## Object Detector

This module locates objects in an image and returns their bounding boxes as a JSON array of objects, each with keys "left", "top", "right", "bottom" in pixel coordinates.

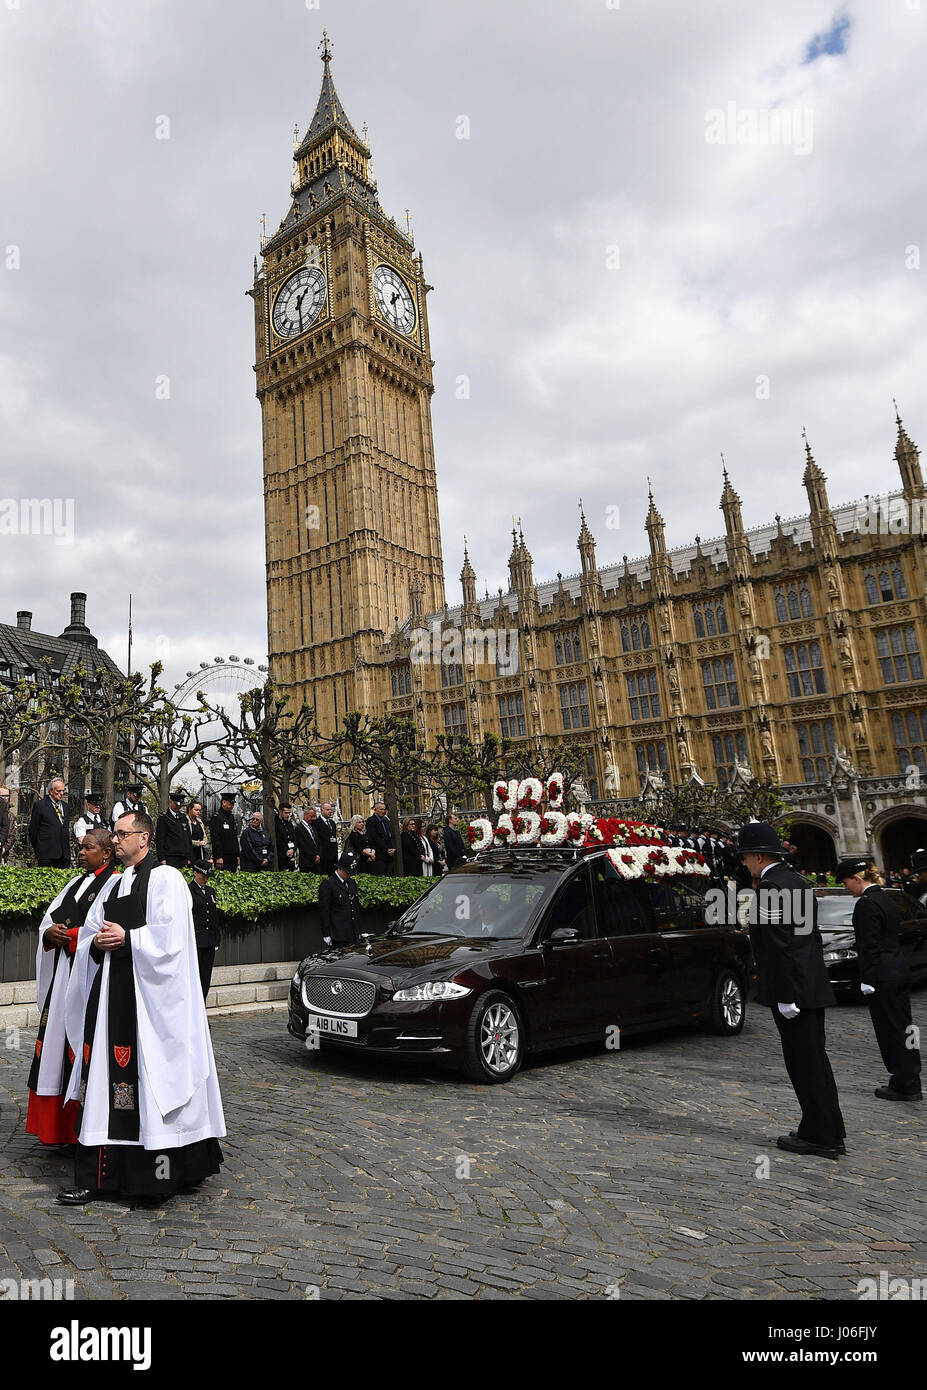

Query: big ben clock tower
[{"left": 252, "top": 32, "right": 445, "bottom": 731}]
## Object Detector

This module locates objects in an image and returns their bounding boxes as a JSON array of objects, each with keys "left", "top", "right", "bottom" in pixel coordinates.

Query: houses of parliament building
[{"left": 253, "top": 37, "right": 927, "bottom": 869}]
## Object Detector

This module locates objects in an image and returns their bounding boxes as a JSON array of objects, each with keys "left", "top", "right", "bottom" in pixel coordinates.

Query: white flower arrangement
[
  {"left": 493, "top": 779, "right": 518, "bottom": 812},
  {"left": 607, "top": 847, "right": 645, "bottom": 879},
  {"left": 514, "top": 811, "right": 541, "bottom": 844},
  {"left": 546, "top": 772, "right": 564, "bottom": 810},
  {"left": 494, "top": 813, "right": 515, "bottom": 845},
  {"left": 467, "top": 818, "right": 494, "bottom": 852},
  {"left": 539, "top": 811, "right": 568, "bottom": 846},
  {"left": 516, "top": 776, "right": 544, "bottom": 810}
]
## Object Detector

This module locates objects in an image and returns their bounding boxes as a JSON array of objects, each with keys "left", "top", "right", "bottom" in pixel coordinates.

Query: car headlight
[
  {"left": 392, "top": 981, "right": 472, "bottom": 1002},
  {"left": 823, "top": 948, "right": 857, "bottom": 962},
  {"left": 292, "top": 969, "right": 301, "bottom": 987}
]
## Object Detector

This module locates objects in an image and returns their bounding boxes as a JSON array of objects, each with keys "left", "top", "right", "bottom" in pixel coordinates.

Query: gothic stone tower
[{"left": 251, "top": 34, "right": 445, "bottom": 731}]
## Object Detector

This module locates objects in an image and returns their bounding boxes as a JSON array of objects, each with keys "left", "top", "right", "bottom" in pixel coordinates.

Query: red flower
[
  {"left": 643, "top": 864, "right": 656, "bottom": 875},
  {"left": 621, "top": 854, "right": 634, "bottom": 865}
]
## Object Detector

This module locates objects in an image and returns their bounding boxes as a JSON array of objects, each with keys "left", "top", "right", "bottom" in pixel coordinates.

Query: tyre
[
  {"left": 462, "top": 990, "right": 524, "bottom": 1083},
  {"left": 706, "top": 969, "right": 745, "bottom": 1035}
]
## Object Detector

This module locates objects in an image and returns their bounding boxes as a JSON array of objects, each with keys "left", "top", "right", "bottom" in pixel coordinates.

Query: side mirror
[{"left": 549, "top": 926, "right": 580, "bottom": 943}]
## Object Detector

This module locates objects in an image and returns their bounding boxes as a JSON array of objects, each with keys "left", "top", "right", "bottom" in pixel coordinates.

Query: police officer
[
  {"left": 110, "top": 783, "right": 145, "bottom": 828},
  {"left": 155, "top": 789, "right": 194, "bottom": 868},
  {"left": 189, "top": 859, "right": 221, "bottom": 999},
  {"left": 836, "top": 856, "right": 922, "bottom": 1102},
  {"left": 317, "top": 851, "right": 361, "bottom": 948},
  {"left": 905, "top": 848, "right": 927, "bottom": 908},
  {"left": 738, "top": 822, "right": 846, "bottom": 1159},
  {"left": 73, "top": 791, "right": 105, "bottom": 843},
  {"left": 209, "top": 792, "right": 240, "bottom": 873}
]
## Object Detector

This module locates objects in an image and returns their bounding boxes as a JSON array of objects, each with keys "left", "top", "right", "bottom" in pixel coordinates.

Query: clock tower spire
[{"left": 252, "top": 37, "right": 445, "bottom": 735}]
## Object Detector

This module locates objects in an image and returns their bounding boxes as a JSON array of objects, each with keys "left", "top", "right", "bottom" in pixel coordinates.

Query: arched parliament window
[
  {"left": 797, "top": 721, "right": 836, "bottom": 782},
  {"left": 620, "top": 616, "right": 652, "bottom": 652},
  {"left": 701, "top": 657, "right": 740, "bottom": 710},
  {"left": 635, "top": 741, "right": 668, "bottom": 776},
  {"left": 892, "top": 710, "right": 927, "bottom": 774},
  {"left": 864, "top": 564, "right": 909, "bottom": 604},
  {"left": 625, "top": 670, "right": 661, "bottom": 720},
  {"left": 784, "top": 642, "right": 827, "bottom": 697},
  {"left": 390, "top": 665, "right": 412, "bottom": 698},
  {"left": 693, "top": 601, "right": 728, "bottom": 638},
  {"left": 712, "top": 731, "right": 748, "bottom": 786},
  {"left": 774, "top": 582, "right": 813, "bottom": 622},
  {"left": 876, "top": 626, "right": 923, "bottom": 684},
  {"left": 498, "top": 692, "right": 526, "bottom": 738},
  {"left": 559, "top": 682, "right": 591, "bottom": 731},
  {"left": 554, "top": 629, "right": 583, "bottom": 665},
  {"left": 443, "top": 703, "right": 467, "bottom": 743}
]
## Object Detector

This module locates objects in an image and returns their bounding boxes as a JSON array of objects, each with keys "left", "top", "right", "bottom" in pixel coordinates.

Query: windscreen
[{"left": 391, "top": 874, "right": 551, "bottom": 938}]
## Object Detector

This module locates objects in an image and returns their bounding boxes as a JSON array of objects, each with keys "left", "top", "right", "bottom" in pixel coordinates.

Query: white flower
[
  {"left": 514, "top": 811, "right": 541, "bottom": 844},
  {"left": 540, "top": 811, "right": 568, "bottom": 846},
  {"left": 468, "top": 818, "right": 494, "bottom": 852}
]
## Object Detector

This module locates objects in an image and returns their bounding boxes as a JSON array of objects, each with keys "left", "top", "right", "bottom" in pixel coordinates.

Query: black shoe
[
  {"left": 874, "top": 1086, "right": 922, "bottom": 1102},
  {"left": 776, "top": 1134, "right": 839, "bottom": 1160},
  {"left": 789, "top": 1130, "right": 846, "bottom": 1155},
  {"left": 56, "top": 1188, "right": 98, "bottom": 1205}
]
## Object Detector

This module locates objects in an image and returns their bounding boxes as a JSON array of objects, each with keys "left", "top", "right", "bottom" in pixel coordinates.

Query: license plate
[{"left": 306, "top": 1014, "right": 358, "bottom": 1038}]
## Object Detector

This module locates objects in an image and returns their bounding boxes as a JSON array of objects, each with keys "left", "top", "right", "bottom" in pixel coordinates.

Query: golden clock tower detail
[{"left": 252, "top": 33, "right": 445, "bottom": 731}]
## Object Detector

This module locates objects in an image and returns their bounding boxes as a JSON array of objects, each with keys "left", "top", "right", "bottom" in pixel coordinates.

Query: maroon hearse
[{"left": 288, "top": 847, "right": 752, "bottom": 1082}]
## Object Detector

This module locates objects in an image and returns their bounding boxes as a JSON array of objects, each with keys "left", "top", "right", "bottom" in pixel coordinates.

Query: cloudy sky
[{"left": 1, "top": 0, "right": 924, "bottom": 693}]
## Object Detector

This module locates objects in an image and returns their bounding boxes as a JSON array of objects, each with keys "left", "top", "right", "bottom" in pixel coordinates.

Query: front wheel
[
  {"left": 706, "top": 969, "right": 745, "bottom": 1035},
  {"left": 462, "top": 990, "right": 524, "bottom": 1083}
]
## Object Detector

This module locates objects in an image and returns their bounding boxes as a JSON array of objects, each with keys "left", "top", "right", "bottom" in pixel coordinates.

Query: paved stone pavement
[{"left": 1, "top": 993, "right": 925, "bottom": 1300}]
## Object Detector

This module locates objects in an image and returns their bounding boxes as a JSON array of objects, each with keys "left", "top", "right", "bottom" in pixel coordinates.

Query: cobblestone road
[{"left": 1, "top": 993, "right": 925, "bottom": 1300}]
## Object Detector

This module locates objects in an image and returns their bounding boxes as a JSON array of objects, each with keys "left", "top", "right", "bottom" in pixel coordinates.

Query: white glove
[
  {"left": 860, "top": 983, "right": 875, "bottom": 996},
  {"left": 778, "top": 1002, "right": 801, "bottom": 1019},
  {"left": 322, "top": 936, "right": 333, "bottom": 946}
]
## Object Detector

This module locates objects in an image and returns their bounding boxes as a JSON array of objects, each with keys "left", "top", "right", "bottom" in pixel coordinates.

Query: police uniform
[
  {"left": 739, "top": 822, "right": 845, "bottom": 1158},
  {"left": 189, "top": 861, "right": 221, "bottom": 999},
  {"left": 155, "top": 795, "right": 194, "bottom": 869},
  {"left": 209, "top": 797, "right": 240, "bottom": 873},
  {"left": 317, "top": 853, "right": 361, "bottom": 946},
  {"left": 837, "top": 856, "right": 922, "bottom": 1102}
]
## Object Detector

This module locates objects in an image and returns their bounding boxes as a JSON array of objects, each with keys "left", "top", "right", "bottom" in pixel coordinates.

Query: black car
[
  {"left": 817, "top": 887, "right": 927, "bottom": 996},
  {"left": 288, "top": 848, "right": 754, "bottom": 1082}
]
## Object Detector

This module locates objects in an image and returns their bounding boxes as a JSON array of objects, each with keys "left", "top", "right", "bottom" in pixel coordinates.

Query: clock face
[
  {"left": 373, "top": 264, "right": 416, "bottom": 335},
  {"left": 271, "top": 267, "right": 327, "bottom": 340}
]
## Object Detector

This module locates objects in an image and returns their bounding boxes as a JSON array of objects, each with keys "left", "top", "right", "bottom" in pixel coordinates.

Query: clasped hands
[{"left": 94, "top": 919, "right": 126, "bottom": 951}]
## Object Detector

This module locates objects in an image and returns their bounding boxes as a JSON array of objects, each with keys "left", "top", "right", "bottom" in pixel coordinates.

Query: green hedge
[{"left": 0, "top": 867, "right": 431, "bottom": 925}]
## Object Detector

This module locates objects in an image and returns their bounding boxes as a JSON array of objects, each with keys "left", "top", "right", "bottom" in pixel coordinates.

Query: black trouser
[
  {"left": 198, "top": 948, "right": 216, "bottom": 1001},
  {"left": 165, "top": 856, "right": 189, "bottom": 870},
  {"left": 772, "top": 1006, "right": 846, "bottom": 1147},
  {"left": 868, "top": 984, "right": 922, "bottom": 1093}
]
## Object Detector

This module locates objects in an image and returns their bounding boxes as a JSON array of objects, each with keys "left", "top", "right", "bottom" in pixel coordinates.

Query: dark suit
[
  {"left": 318, "top": 871, "right": 361, "bottom": 946},
  {"left": 316, "top": 816, "right": 339, "bottom": 875},
  {"left": 365, "top": 814, "right": 395, "bottom": 875},
  {"left": 275, "top": 814, "right": 297, "bottom": 871},
  {"left": 155, "top": 808, "right": 193, "bottom": 868},
  {"left": 209, "top": 810, "right": 239, "bottom": 872},
  {"left": 443, "top": 825, "right": 468, "bottom": 870},
  {"left": 240, "top": 826, "right": 275, "bottom": 872},
  {"left": 754, "top": 861, "right": 845, "bottom": 1148},
  {"left": 294, "top": 819, "right": 322, "bottom": 873},
  {"left": 190, "top": 879, "right": 220, "bottom": 998},
  {"left": 401, "top": 829, "right": 424, "bottom": 877},
  {"left": 854, "top": 885, "right": 921, "bottom": 1095},
  {"left": 29, "top": 796, "right": 71, "bottom": 867}
]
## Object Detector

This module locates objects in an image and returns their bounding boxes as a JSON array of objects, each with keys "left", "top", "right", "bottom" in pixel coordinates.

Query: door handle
[{"left": 592, "top": 950, "right": 609, "bottom": 960}]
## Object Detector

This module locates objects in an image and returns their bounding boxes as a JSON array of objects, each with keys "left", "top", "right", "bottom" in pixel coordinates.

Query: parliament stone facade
[{"left": 255, "top": 40, "right": 927, "bottom": 869}]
